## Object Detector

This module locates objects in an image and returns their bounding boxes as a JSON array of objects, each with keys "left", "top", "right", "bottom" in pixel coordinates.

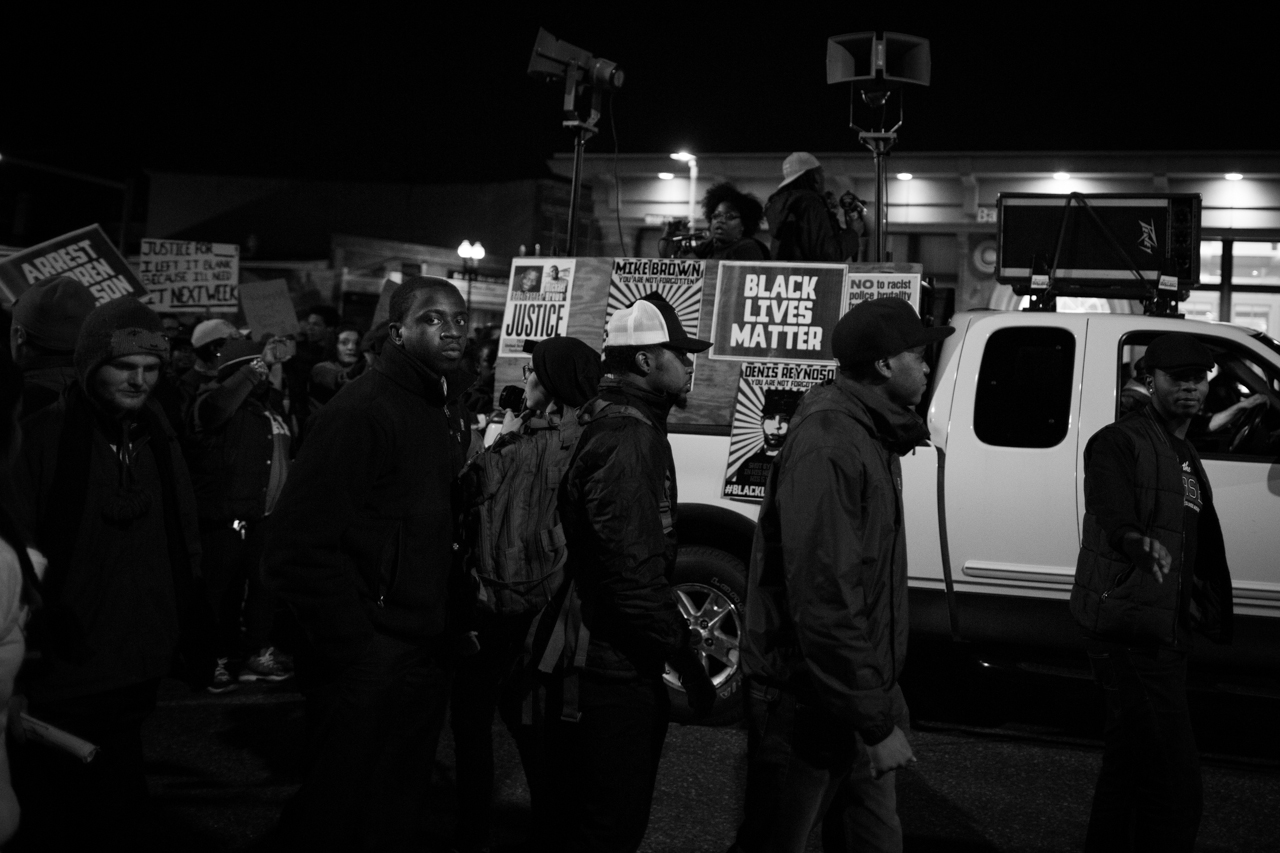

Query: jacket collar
[
  {"left": 596, "top": 375, "right": 674, "bottom": 433},
  {"left": 375, "top": 343, "right": 474, "bottom": 406},
  {"left": 796, "top": 372, "right": 928, "bottom": 456}
]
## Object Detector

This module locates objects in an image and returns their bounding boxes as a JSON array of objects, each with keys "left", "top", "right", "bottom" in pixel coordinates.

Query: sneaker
[
  {"left": 207, "top": 657, "right": 240, "bottom": 694},
  {"left": 239, "top": 647, "right": 293, "bottom": 682}
]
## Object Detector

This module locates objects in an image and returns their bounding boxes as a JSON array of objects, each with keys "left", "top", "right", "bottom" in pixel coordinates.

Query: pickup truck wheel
[{"left": 664, "top": 545, "right": 747, "bottom": 726}]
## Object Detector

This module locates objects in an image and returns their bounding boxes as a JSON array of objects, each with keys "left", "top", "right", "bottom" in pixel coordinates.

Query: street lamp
[
  {"left": 457, "top": 240, "right": 485, "bottom": 314},
  {"left": 671, "top": 152, "right": 698, "bottom": 227}
]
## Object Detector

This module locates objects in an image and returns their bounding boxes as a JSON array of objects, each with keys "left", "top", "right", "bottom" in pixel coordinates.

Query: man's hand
[
  {"left": 499, "top": 410, "right": 524, "bottom": 436},
  {"left": 866, "top": 725, "right": 915, "bottom": 779},
  {"left": 669, "top": 648, "right": 716, "bottom": 720},
  {"left": 1121, "top": 532, "right": 1172, "bottom": 583}
]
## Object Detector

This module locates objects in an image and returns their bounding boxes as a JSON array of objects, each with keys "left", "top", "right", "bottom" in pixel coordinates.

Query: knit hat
[
  {"left": 74, "top": 297, "right": 169, "bottom": 384},
  {"left": 528, "top": 336, "right": 603, "bottom": 408},
  {"left": 778, "top": 152, "right": 822, "bottom": 189},
  {"left": 11, "top": 275, "right": 97, "bottom": 352},
  {"left": 832, "top": 297, "right": 954, "bottom": 367}
]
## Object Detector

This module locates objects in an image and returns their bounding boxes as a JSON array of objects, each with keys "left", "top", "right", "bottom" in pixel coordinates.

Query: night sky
[{"left": 4, "top": 8, "right": 1274, "bottom": 184}]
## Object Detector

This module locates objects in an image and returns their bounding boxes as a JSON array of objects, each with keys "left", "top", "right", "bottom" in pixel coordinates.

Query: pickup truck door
[{"left": 941, "top": 313, "right": 1089, "bottom": 599}]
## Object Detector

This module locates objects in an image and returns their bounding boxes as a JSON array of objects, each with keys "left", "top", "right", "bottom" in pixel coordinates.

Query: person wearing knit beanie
[
  {"left": 10, "top": 275, "right": 97, "bottom": 359},
  {"left": 73, "top": 297, "right": 170, "bottom": 415},
  {"left": 527, "top": 336, "right": 603, "bottom": 410},
  {"left": 10, "top": 276, "right": 100, "bottom": 416}
]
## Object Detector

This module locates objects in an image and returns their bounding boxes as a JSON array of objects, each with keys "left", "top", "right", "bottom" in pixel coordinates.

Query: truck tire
[{"left": 664, "top": 545, "right": 748, "bottom": 726}]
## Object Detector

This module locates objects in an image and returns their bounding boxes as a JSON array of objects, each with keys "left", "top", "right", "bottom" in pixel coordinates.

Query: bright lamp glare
[
  {"left": 457, "top": 240, "right": 473, "bottom": 258},
  {"left": 1225, "top": 172, "right": 1244, "bottom": 181},
  {"left": 1053, "top": 172, "right": 1070, "bottom": 181},
  {"left": 471, "top": 242, "right": 485, "bottom": 260},
  {"left": 670, "top": 151, "right": 694, "bottom": 162},
  {"left": 658, "top": 172, "right": 675, "bottom": 180},
  {"left": 896, "top": 172, "right": 913, "bottom": 181}
]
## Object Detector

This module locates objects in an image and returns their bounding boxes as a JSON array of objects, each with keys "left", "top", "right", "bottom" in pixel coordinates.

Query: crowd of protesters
[{"left": 0, "top": 150, "right": 1236, "bottom": 853}]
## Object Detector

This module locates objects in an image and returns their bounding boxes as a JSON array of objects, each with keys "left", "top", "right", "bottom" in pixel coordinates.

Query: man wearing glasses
[{"left": 545, "top": 293, "right": 717, "bottom": 852}]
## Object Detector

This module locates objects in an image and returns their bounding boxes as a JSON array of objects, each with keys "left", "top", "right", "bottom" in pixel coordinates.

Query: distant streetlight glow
[
  {"left": 670, "top": 152, "right": 698, "bottom": 224},
  {"left": 896, "top": 172, "right": 913, "bottom": 181},
  {"left": 658, "top": 172, "right": 675, "bottom": 180},
  {"left": 1053, "top": 172, "right": 1071, "bottom": 181},
  {"left": 1225, "top": 172, "right": 1244, "bottom": 181}
]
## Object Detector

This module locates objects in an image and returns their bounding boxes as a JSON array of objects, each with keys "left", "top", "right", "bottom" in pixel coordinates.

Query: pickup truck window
[
  {"left": 974, "top": 327, "right": 1076, "bottom": 448},
  {"left": 1118, "top": 331, "right": 1280, "bottom": 460}
]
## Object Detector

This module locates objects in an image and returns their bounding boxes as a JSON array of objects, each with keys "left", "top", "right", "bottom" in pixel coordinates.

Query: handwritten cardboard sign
[
  {"left": 137, "top": 239, "right": 240, "bottom": 312},
  {"left": 238, "top": 279, "right": 299, "bottom": 339}
]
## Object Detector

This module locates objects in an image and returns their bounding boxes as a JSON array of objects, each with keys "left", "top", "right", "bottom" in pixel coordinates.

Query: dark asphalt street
[{"left": 132, "top": 654, "right": 1280, "bottom": 852}]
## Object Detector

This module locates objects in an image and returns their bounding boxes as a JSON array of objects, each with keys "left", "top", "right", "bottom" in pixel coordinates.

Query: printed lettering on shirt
[{"left": 1181, "top": 469, "right": 1202, "bottom": 514}]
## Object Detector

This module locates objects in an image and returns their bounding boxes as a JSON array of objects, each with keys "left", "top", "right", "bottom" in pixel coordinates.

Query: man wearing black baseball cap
[
  {"left": 1071, "top": 332, "right": 1234, "bottom": 851},
  {"left": 737, "top": 296, "right": 951, "bottom": 852},
  {"left": 545, "top": 293, "right": 715, "bottom": 852}
]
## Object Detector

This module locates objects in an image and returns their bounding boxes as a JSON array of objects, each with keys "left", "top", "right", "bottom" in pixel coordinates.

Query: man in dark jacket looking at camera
[
  {"left": 740, "top": 296, "right": 952, "bottom": 853},
  {"left": 264, "top": 276, "right": 475, "bottom": 851},
  {"left": 548, "top": 293, "right": 716, "bottom": 853},
  {"left": 1070, "top": 332, "right": 1233, "bottom": 853}
]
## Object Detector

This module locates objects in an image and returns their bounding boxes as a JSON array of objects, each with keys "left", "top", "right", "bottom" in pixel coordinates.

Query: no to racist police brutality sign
[
  {"left": 0, "top": 225, "right": 146, "bottom": 306},
  {"left": 709, "top": 261, "right": 848, "bottom": 364}
]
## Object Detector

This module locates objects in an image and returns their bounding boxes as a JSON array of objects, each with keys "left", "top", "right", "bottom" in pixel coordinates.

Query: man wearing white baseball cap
[
  {"left": 544, "top": 293, "right": 716, "bottom": 852},
  {"left": 763, "top": 152, "right": 844, "bottom": 262}
]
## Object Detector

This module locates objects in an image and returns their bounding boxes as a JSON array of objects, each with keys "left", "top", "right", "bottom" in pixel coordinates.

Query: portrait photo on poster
[
  {"left": 499, "top": 259, "right": 575, "bottom": 357},
  {"left": 722, "top": 361, "right": 835, "bottom": 503}
]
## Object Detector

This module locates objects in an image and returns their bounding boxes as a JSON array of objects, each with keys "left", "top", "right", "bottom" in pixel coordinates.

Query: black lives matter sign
[
  {"left": 0, "top": 225, "right": 146, "bottom": 306},
  {"left": 708, "top": 261, "right": 848, "bottom": 364}
]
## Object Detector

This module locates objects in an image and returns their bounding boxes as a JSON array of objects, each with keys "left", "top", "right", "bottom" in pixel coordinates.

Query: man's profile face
[
  {"left": 92, "top": 354, "right": 162, "bottom": 414},
  {"left": 1150, "top": 367, "right": 1208, "bottom": 420},
  {"left": 394, "top": 287, "right": 468, "bottom": 376},
  {"left": 548, "top": 266, "right": 559, "bottom": 279},
  {"left": 882, "top": 346, "right": 930, "bottom": 409},
  {"left": 761, "top": 414, "right": 790, "bottom": 449}
]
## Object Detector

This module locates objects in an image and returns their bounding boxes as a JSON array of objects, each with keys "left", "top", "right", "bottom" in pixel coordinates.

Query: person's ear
[
  {"left": 388, "top": 322, "right": 404, "bottom": 346},
  {"left": 634, "top": 349, "right": 653, "bottom": 376},
  {"left": 874, "top": 357, "right": 893, "bottom": 380}
]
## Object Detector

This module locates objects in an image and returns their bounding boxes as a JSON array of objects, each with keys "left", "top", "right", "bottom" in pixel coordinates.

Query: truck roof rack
[{"left": 995, "top": 192, "right": 1201, "bottom": 317}]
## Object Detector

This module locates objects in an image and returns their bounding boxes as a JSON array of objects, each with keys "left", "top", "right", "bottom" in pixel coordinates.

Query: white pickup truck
[
  {"left": 492, "top": 259, "right": 1280, "bottom": 724},
  {"left": 662, "top": 309, "right": 1280, "bottom": 722}
]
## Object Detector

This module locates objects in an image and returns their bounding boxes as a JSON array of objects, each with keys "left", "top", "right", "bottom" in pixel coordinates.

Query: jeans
[
  {"left": 544, "top": 672, "right": 670, "bottom": 853},
  {"left": 1084, "top": 642, "right": 1201, "bottom": 853},
  {"left": 277, "top": 632, "right": 453, "bottom": 852},
  {"left": 450, "top": 611, "right": 545, "bottom": 852},
  {"left": 733, "top": 680, "right": 904, "bottom": 853}
]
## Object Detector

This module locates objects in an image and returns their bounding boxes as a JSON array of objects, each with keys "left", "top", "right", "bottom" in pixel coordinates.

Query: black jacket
[
  {"left": 742, "top": 375, "right": 925, "bottom": 744},
  {"left": 1071, "top": 406, "right": 1233, "bottom": 648},
  {"left": 264, "top": 343, "right": 474, "bottom": 666},
  {"left": 763, "top": 186, "right": 844, "bottom": 262},
  {"left": 558, "top": 378, "right": 691, "bottom": 679}
]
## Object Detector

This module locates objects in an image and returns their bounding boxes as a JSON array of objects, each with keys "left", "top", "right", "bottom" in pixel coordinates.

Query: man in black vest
[{"left": 1070, "top": 332, "right": 1234, "bottom": 853}]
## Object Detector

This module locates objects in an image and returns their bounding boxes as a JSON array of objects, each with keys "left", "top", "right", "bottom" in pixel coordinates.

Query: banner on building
[
  {"left": 136, "top": 239, "right": 240, "bottom": 312},
  {"left": 709, "top": 261, "right": 848, "bottom": 364},
  {"left": 0, "top": 225, "right": 146, "bottom": 306},
  {"left": 499, "top": 259, "right": 575, "bottom": 357},
  {"left": 238, "top": 279, "right": 299, "bottom": 339},
  {"left": 722, "top": 361, "right": 836, "bottom": 503},
  {"left": 844, "top": 271, "right": 921, "bottom": 314}
]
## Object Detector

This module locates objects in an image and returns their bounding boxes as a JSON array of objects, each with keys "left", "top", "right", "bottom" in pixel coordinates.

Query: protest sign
[
  {"left": 238, "top": 279, "right": 299, "bottom": 339},
  {"left": 709, "top": 261, "right": 847, "bottom": 364},
  {"left": 845, "top": 269, "right": 921, "bottom": 313},
  {"left": 0, "top": 225, "right": 146, "bottom": 306},
  {"left": 136, "top": 239, "right": 239, "bottom": 312},
  {"left": 722, "top": 361, "right": 836, "bottom": 503},
  {"left": 499, "top": 259, "right": 574, "bottom": 357}
]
